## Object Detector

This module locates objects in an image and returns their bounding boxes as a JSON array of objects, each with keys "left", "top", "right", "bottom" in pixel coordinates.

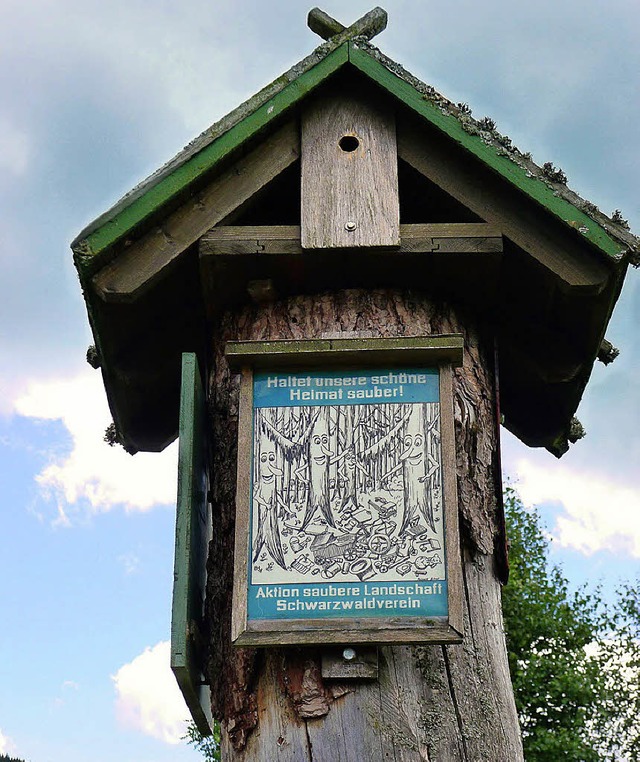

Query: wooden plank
[
  {"left": 321, "top": 647, "right": 379, "bottom": 680},
  {"left": 234, "top": 622, "right": 462, "bottom": 647},
  {"left": 301, "top": 92, "right": 399, "bottom": 249},
  {"left": 202, "top": 225, "right": 303, "bottom": 256},
  {"left": 225, "top": 335, "right": 465, "bottom": 370},
  {"left": 440, "top": 364, "right": 464, "bottom": 636},
  {"left": 303, "top": 684, "right": 386, "bottom": 762},
  {"left": 200, "top": 222, "right": 503, "bottom": 257},
  {"left": 397, "top": 120, "right": 610, "bottom": 291},
  {"left": 401, "top": 223, "right": 503, "bottom": 253},
  {"left": 376, "top": 646, "right": 451, "bottom": 761},
  {"left": 307, "top": 7, "right": 344, "bottom": 38},
  {"left": 171, "top": 353, "right": 213, "bottom": 735},
  {"left": 93, "top": 121, "right": 300, "bottom": 302},
  {"left": 231, "top": 367, "right": 254, "bottom": 644}
]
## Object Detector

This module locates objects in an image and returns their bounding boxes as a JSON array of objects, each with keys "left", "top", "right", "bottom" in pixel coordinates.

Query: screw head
[
  {"left": 343, "top": 647, "right": 357, "bottom": 661},
  {"left": 345, "top": 221, "right": 357, "bottom": 232}
]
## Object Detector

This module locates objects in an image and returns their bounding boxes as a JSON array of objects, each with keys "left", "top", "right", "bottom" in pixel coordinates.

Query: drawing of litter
[{"left": 250, "top": 400, "right": 446, "bottom": 586}]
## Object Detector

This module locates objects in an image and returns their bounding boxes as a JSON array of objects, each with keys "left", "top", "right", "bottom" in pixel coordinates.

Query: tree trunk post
[{"left": 206, "top": 289, "right": 523, "bottom": 761}]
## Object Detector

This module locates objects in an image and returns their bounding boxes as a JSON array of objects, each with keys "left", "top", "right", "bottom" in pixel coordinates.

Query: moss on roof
[{"left": 72, "top": 36, "right": 638, "bottom": 275}]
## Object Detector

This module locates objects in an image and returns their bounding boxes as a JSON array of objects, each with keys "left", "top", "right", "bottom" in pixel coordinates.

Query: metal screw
[
  {"left": 343, "top": 647, "right": 357, "bottom": 661},
  {"left": 345, "top": 221, "right": 357, "bottom": 232}
]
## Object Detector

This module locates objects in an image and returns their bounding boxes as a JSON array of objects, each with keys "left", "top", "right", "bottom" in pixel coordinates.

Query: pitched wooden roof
[{"left": 72, "top": 16, "right": 638, "bottom": 455}]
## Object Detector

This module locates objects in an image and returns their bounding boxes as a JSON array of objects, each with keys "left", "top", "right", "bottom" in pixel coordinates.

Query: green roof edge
[
  {"left": 75, "top": 36, "right": 632, "bottom": 274},
  {"left": 77, "top": 44, "right": 349, "bottom": 268},
  {"left": 347, "top": 43, "right": 623, "bottom": 260}
]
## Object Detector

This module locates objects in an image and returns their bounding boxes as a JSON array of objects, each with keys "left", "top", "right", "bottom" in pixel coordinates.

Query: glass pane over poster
[{"left": 247, "top": 367, "right": 447, "bottom": 624}]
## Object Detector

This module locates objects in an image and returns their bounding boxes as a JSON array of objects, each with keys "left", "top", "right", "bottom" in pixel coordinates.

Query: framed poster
[{"left": 228, "top": 337, "right": 463, "bottom": 646}]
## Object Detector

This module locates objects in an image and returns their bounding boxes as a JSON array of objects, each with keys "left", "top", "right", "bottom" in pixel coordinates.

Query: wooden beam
[
  {"left": 200, "top": 223, "right": 503, "bottom": 257},
  {"left": 397, "top": 120, "right": 610, "bottom": 292},
  {"left": 199, "top": 223, "right": 502, "bottom": 319},
  {"left": 307, "top": 8, "right": 344, "bottom": 39},
  {"left": 307, "top": 7, "right": 388, "bottom": 43},
  {"left": 402, "top": 222, "right": 502, "bottom": 253},
  {"left": 93, "top": 121, "right": 300, "bottom": 303},
  {"left": 225, "top": 335, "right": 465, "bottom": 370}
]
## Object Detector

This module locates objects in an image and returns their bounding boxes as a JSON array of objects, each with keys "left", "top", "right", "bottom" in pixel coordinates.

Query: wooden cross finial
[{"left": 307, "top": 7, "right": 388, "bottom": 43}]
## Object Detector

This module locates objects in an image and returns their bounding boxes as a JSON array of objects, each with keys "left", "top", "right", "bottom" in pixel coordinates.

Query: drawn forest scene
[{"left": 250, "top": 399, "right": 446, "bottom": 586}]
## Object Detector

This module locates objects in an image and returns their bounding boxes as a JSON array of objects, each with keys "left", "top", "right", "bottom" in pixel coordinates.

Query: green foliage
[
  {"left": 588, "top": 582, "right": 640, "bottom": 761},
  {"left": 183, "top": 721, "right": 221, "bottom": 762},
  {"left": 0, "top": 755, "right": 27, "bottom": 762},
  {"left": 502, "top": 486, "right": 640, "bottom": 761}
]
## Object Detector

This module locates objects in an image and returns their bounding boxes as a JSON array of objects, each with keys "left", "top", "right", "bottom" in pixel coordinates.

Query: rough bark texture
[{"left": 205, "top": 289, "right": 523, "bottom": 760}]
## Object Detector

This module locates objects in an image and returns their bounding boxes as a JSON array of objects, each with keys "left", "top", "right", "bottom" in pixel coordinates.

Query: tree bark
[{"left": 205, "top": 289, "right": 523, "bottom": 760}]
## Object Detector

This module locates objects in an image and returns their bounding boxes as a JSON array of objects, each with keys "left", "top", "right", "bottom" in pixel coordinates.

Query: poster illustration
[{"left": 247, "top": 368, "right": 448, "bottom": 621}]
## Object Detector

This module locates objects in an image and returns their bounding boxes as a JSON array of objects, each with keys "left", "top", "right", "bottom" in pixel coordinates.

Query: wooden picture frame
[{"left": 227, "top": 337, "right": 464, "bottom": 646}]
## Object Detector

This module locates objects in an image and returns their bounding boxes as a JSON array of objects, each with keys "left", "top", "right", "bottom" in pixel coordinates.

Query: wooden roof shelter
[{"left": 72, "top": 7, "right": 637, "bottom": 457}]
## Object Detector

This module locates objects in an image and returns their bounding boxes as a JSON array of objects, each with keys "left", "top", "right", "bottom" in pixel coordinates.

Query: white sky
[{"left": 0, "top": 1, "right": 638, "bottom": 760}]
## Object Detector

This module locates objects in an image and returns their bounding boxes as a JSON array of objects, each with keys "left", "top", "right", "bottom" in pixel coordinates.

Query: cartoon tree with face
[
  {"left": 252, "top": 438, "right": 287, "bottom": 569},
  {"left": 254, "top": 407, "right": 332, "bottom": 534},
  {"left": 297, "top": 407, "right": 336, "bottom": 529},
  {"left": 382, "top": 404, "right": 440, "bottom": 534}
]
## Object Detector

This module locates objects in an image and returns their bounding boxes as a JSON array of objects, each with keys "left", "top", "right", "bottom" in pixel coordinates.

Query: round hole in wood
[{"left": 339, "top": 135, "right": 360, "bottom": 152}]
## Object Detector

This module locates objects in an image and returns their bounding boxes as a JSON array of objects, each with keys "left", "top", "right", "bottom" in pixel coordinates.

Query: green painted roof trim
[
  {"left": 78, "top": 44, "right": 349, "bottom": 269},
  {"left": 347, "top": 43, "right": 622, "bottom": 259},
  {"left": 77, "top": 37, "right": 627, "bottom": 274}
]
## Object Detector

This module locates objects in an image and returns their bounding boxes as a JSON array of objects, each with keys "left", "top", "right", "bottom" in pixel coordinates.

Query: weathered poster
[{"left": 247, "top": 368, "right": 447, "bottom": 622}]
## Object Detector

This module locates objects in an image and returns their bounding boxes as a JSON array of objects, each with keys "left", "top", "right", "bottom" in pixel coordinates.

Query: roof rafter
[{"left": 93, "top": 121, "right": 300, "bottom": 302}]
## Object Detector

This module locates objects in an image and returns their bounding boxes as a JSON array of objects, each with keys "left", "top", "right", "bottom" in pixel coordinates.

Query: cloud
[
  {"left": 510, "top": 457, "right": 640, "bottom": 557},
  {"left": 51, "top": 679, "right": 81, "bottom": 711},
  {"left": 112, "top": 641, "right": 189, "bottom": 744},
  {"left": 0, "top": 728, "right": 13, "bottom": 755},
  {"left": 14, "top": 370, "right": 177, "bottom": 520},
  {"left": 118, "top": 552, "right": 142, "bottom": 576}
]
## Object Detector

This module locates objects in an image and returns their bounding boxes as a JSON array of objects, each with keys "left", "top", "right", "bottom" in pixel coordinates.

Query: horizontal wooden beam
[
  {"left": 200, "top": 223, "right": 503, "bottom": 257},
  {"left": 225, "top": 335, "right": 465, "bottom": 370},
  {"left": 233, "top": 619, "right": 462, "bottom": 647},
  {"left": 92, "top": 121, "right": 300, "bottom": 303}
]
